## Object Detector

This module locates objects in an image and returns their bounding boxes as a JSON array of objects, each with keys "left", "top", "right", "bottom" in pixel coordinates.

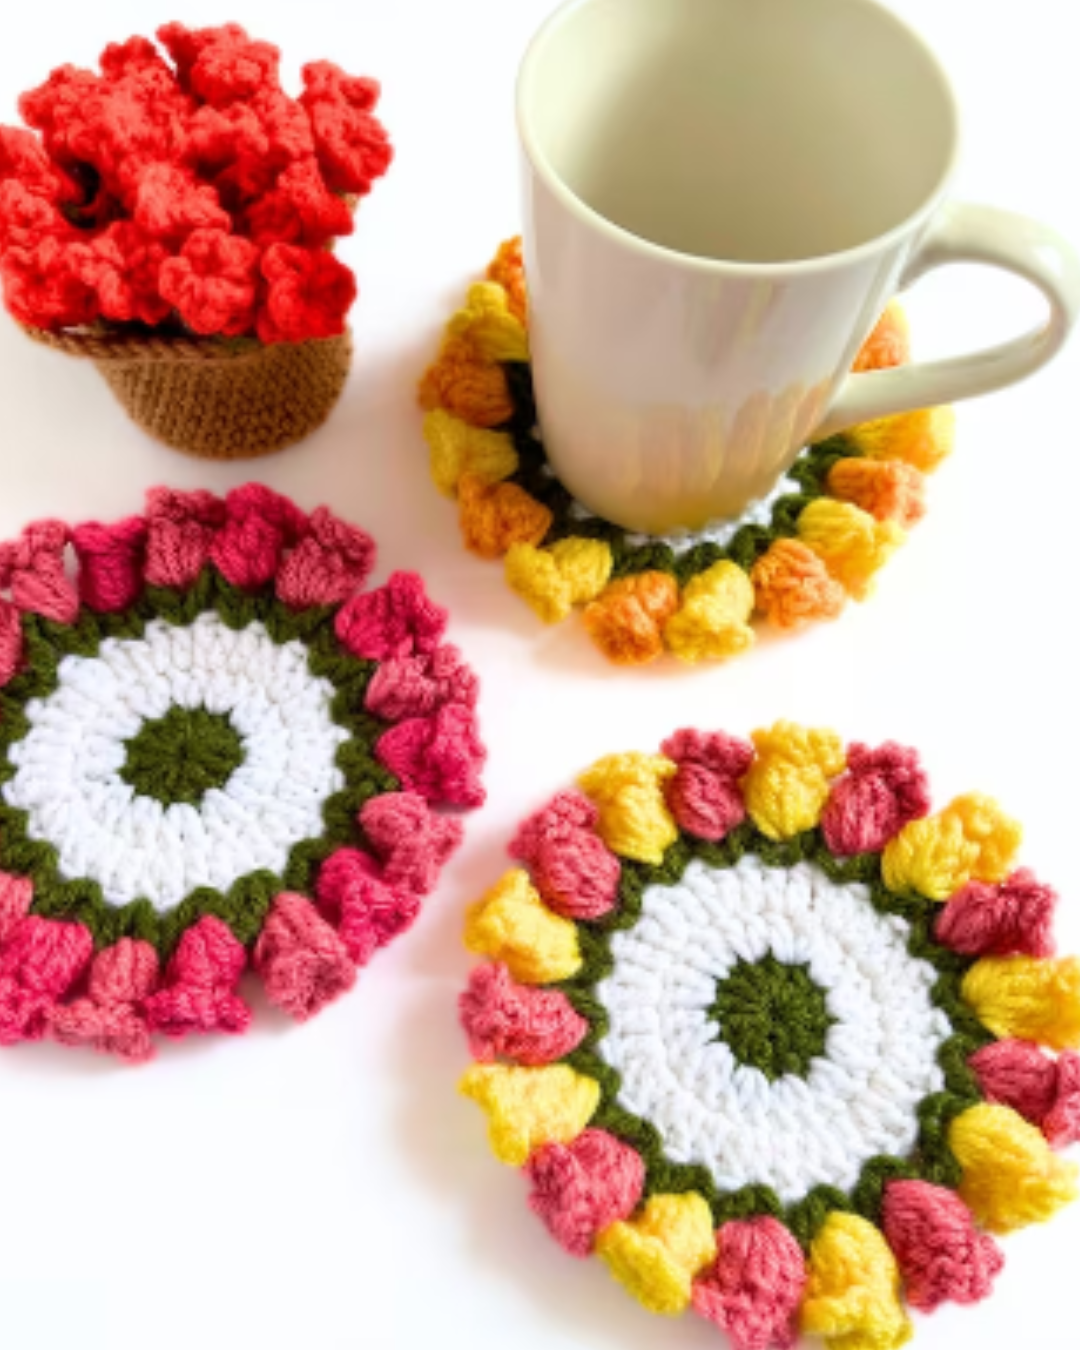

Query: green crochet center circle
[
  {"left": 120, "top": 706, "right": 245, "bottom": 807},
  {"left": 709, "top": 953, "right": 834, "bottom": 1081}
]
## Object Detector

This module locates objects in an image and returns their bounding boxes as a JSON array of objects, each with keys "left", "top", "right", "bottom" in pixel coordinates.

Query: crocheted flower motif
[
  {"left": 0, "top": 485, "right": 485, "bottom": 1063},
  {"left": 459, "top": 724, "right": 1079, "bottom": 1347},
  {"left": 420, "top": 240, "right": 955, "bottom": 667},
  {"left": 0, "top": 24, "right": 392, "bottom": 340}
]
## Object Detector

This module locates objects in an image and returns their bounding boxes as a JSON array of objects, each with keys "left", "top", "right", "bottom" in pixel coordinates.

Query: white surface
[
  {"left": 597, "top": 856, "right": 949, "bottom": 1201},
  {"left": 0, "top": 3, "right": 1078, "bottom": 1348}
]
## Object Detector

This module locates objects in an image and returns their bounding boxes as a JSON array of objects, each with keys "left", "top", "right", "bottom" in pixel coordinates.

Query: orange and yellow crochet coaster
[
  {"left": 458, "top": 723, "right": 1080, "bottom": 1346},
  {"left": 419, "top": 241, "right": 954, "bottom": 666}
]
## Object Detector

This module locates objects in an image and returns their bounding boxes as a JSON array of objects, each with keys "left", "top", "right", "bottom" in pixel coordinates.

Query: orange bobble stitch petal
[
  {"left": 582, "top": 572, "right": 681, "bottom": 665},
  {"left": 827, "top": 458, "right": 928, "bottom": 529},
  {"left": 487, "top": 237, "right": 528, "bottom": 326},
  {"left": 458, "top": 475, "right": 553, "bottom": 560},
  {"left": 750, "top": 539, "right": 847, "bottom": 631},
  {"left": 418, "top": 333, "right": 515, "bottom": 428},
  {"left": 852, "top": 301, "right": 911, "bottom": 373}
]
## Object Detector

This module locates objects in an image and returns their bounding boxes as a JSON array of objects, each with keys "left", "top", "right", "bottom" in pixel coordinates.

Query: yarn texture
[
  {"left": 457, "top": 721, "right": 1080, "bottom": 1341},
  {"left": 0, "top": 484, "right": 484, "bottom": 1061},
  {"left": 420, "top": 240, "right": 956, "bottom": 666}
]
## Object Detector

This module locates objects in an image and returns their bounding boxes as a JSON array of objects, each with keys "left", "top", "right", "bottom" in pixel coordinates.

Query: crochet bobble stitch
[
  {"left": 458, "top": 722, "right": 1080, "bottom": 1346},
  {"left": 0, "top": 484, "right": 485, "bottom": 1062},
  {"left": 420, "top": 240, "right": 956, "bottom": 667}
]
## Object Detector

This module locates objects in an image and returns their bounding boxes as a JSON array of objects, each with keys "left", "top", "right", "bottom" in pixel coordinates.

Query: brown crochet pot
[{"left": 22, "top": 325, "right": 352, "bottom": 460}]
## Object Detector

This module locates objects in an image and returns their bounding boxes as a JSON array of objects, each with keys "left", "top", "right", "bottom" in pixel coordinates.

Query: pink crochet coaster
[
  {"left": 0, "top": 485, "right": 486, "bottom": 1062},
  {"left": 459, "top": 723, "right": 1080, "bottom": 1347}
]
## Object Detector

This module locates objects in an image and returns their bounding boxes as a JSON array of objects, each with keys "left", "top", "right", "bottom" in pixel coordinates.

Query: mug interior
[{"left": 518, "top": 0, "right": 959, "bottom": 264}]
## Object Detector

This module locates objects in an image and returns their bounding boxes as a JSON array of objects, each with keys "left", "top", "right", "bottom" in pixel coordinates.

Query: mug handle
[{"left": 814, "top": 202, "right": 1080, "bottom": 439}]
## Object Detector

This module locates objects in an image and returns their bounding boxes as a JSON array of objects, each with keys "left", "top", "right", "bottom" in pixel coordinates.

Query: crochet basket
[{"left": 22, "top": 324, "right": 352, "bottom": 460}]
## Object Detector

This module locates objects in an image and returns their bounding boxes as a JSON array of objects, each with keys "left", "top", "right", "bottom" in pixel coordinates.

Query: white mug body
[{"left": 517, "top": 0, "right": 1080, "bottom": 534}]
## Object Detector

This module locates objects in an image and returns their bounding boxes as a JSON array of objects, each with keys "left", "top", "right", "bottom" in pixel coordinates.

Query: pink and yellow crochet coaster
[
  {"left": 459, "top": 724, "right": 1080, "bottom": 1346},
  {"left": 420, "top": 240, "right": 955, "bottom": 666},
  {"left": 0, "top": 485, "right": 486, "bottom": 1062}
]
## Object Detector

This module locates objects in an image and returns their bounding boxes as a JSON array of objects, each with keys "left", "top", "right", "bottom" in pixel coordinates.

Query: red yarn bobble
[
  {"left": 0, "top": 598, "right": 22, "bottom": 688},
  {"left": 336, "top": 570, "right": 449, "bottom": 660},
  {"left": 661, "top": 728, "right": 753, "bottom": 841},
  {"left": 882, "top": 1180, "right": 1004, "bottom": 1311},
  {"left": 509, "top": 790, "right": 620, "bottom": 919},
  {"left": 935, "top": 868, "right": 1057, "bottom": 958},
  {"left": 71, "top": 515, "right": 148, "bottom": 612},
  {"left": 48, "top": 938, "right": 160, "bottom": 1062},
  {"left": 0, "top": 519, "right": 79, "bottom": 623},
  {"left": 364, "top": 644, "right": 479, "bottom": 722},
  {"left": 0, "top": 916, "right": 93, "bottom": 1045},
  {"left": 144, "top": 487, "right": 227, "bottom": 590},
  {"left": 525, "top": 1129, "right": 644, "bottom": 1257},
  {"left": 275, "top": 505, "right": 374, "bottom": 608},
  {"left": 315, "top": 849, "right": 420, "bottom": 966},
  {"left": 253, "top": 892, "right": 355, "bottom": 1021},
  {"left": 821, "top": 741, "right": 930, "bottom": 856},
  {"left": 969, "top": 1039, "right": 1080, "bottom": 1147},
  {"left": 377, "top": 703, "right": 486, "bottom": 808},
  {"left": 209, "top": 483, "right": 307, "bottom": 592},
  {"left": 143, "top": 916, "right": 251, "bottom": 1037},
  {"left": 459, "top": 962, "right": 588, "bottom": 1065},
  {"left": 691, "top": 1218, "right": 806, "bottom": 1350}
]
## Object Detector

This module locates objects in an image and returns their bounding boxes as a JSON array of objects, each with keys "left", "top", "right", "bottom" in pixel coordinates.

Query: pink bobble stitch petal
[
  {"left": 0, "top": 917, "right": 94, "bottom": 1045},
  {"left": 71, "top": 516, "right": 148, "bottom": 613},
  {"left": 335, "top": 570, "right": 448, "bottom": 660},
  {"left": 935, "top": 868, "right": 1057, "bottom": 958},
  {"left": 47, "top": 938, "right": 159, "bottom": 1063},
  {"left": 359, "top": 792, "right": 463, "bottom": 895},
  {"left": 0, "top": 598, "right": 22, "bottom": 687},
  {"left": 275, "top": 505, "right": 375, "bottom": 608},
  {"left": 209, "top": 483, "right": 308, "bottom": 591},
  {"left": 364, "top": 645, "right": 479, "bottom": 722},
  {"left": 316, "top": 848, "right": 421, "bottom": 966},
  {"left": 0, "top": 871, "right": 33, "bottom": 944},
  {"left": 691, "top": 1217, "right": 806, "bottom": 1350},
  {"left": 661, "top": 730, "right": 753, "bottom": 843},
  {"left": 510, "top": 791, "right": 620, "bottom": 920},
  {"left": 254, "top": 893, "right": 356, "bottom": 1021},
  {"left": 143, "top": 916, "right": 251, "bottom": 1038},
  {"left": 821, "top": 741, "right": 931, "bottom": 856},
  {"left": 882, "top": 1179, "right": 1004, "bottom": 1311},
  {"left": 969, "top": 1039, "right": 1080, "bottom": 1146},
  {"left": 0, "top": 520, "right": 78, "bottom": 624},
  {"left": 459, "top": 962, "right": 588, "bottom": 1065},
  {"left": 144, "top": 487, "right": 228, "bottom": 590},
  {"left": 376, "top": 703, "right": 486, "bottom": 808},
  {"left": 525, "top": 1129, "right": 645, "bottom": 1257}
]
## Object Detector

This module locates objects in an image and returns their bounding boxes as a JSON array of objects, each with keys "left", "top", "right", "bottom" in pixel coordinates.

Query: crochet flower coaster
[
  {"left": 459, "top": 724, "right": 1080, "bottom": 1347},
  {"left": 420, "top": 241, "right": 955, "bottom": 666},
  {"left": 0, "top": 485, "right": 486, "bottom": 1062}
]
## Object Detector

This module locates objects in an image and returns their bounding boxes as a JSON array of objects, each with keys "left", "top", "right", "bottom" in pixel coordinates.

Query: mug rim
[{"left": 516, "top": 0, "right": 962, "bottom": 276}]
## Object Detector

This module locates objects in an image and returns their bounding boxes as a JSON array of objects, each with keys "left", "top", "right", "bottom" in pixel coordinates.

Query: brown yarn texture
[{"left": 22, "top": 326, "right": 352, "bottom": 460}]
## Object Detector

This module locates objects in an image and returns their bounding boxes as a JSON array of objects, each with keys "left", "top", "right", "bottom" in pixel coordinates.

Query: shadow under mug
[{"left": 517, "top": 0, "right": 1080, "bottom": 535}]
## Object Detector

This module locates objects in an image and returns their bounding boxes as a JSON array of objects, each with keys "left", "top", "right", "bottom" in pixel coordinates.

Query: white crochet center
[
  {"left": 3, "top": 613, "right": 348, "bottom": 911},
  {"left": 596, "top": 854, "right": 950, "bottom": 1203}
]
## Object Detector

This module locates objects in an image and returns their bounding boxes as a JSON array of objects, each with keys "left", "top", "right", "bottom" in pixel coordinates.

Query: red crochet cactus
[{"left": 0, "top": 23, "right": 392, "bottom": 340}]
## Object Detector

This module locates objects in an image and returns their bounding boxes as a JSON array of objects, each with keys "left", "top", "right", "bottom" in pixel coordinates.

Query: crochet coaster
[
  {"left": 459, "top": 725, "right": 1080, "bottom": 1347},
  {"left": 420, "top": 241, "right": 955, "bottom": 666},
  {"left": 0, "top": 485, "right": 486, "bottom": 1062}
]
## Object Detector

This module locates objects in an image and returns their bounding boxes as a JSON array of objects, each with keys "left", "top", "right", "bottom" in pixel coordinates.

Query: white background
[{"left": 0, "top": 2, "right": 1078, "bottom": 1347}]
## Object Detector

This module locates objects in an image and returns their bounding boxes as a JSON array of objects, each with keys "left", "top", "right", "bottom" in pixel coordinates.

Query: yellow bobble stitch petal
[
  {"left": 578, "top": 753, "right": 679, "bottom": 864},
  {"left": 845, "top": 405, "right": 956, "bottom": 474},
  {"left": 802, "top": 1212, "right": 912, "bottom": 1350},
  {"left": 463, "top": 869, "right": 582, "bottom": 984},
  {"left": 962, "top": 956, "right": 1080, "bottom": 1050},
  {"left": 882, "top": 794, "right": 1022, "bottom": 901},
  {"left": 947, "top": 792, "right": 1023, "bottom": 883},
  {"left": 459, "top": 1064, "right": 600, "bottom": 1167},
  {"left": 743, "top": 722, "right": 846, "bottom": 841},
  {"left": 505, "top": 538, "right": 614, "bottom": 626},
  {"left": 448, "top": 282, "right": 530, "bottom": 364},
  {"left": 951, "top": 1102, "right": 1078, "bottom": 1234},
  {"left": 597, "top": 1193, "right": 717, "bottom": 1316},
  {"left": 550, "top": 538, "right": 614, "bottom": 605},
  {"left": 424, "top": 409, "right": 519, "bottom": 497},
  {"left": 663, "top": 561, "right": 756, "bottom": 664},
  {"left": 796, "top": 499, "right": 905, "bottom": 601}
]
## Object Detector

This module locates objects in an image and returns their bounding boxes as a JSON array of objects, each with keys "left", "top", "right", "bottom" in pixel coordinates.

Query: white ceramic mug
[{"left": 517, "top": 0, "right": 1080, "bottom": 534}]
